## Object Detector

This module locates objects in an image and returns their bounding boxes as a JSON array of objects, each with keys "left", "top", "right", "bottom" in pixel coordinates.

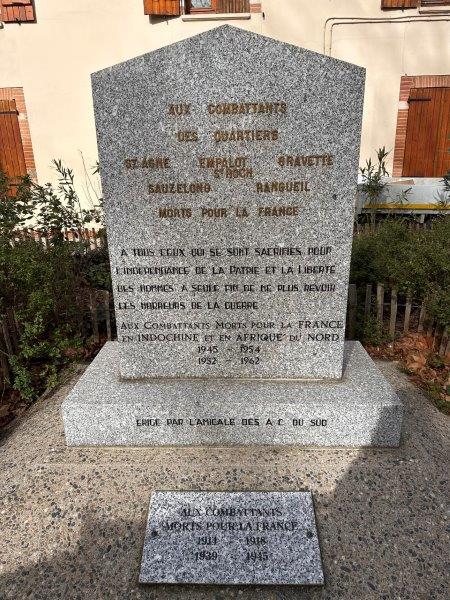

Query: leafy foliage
[
  {"left": 0, "top": 163, "right": 109, "bottom": 403},
  {"left": 350, "top": 217, "right": 450, "bottom": 327},
  {"left": 359, "top": 147, "right": 389, "bottom": 226},
  {"left": 0, "top": 172, "right": 34, "bottom": 236},
  {"left": 1, "top": 159, "right": 103, "bottom": 240},
  {"left": 437, "top": 171, "right": 450, "bottom": 212}
]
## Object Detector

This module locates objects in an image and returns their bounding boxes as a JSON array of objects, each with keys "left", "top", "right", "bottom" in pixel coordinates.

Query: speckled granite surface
[
  {"left": 92, "top": 25, "right": 365, "bottom": 380},
  {"left": 62, "top": 341, "right": 402, "bottom": 447},
  {"left": 0, "top": 360, "right": 448, "bottom": 599},
  {"left": 140, "top": 491, "right": 323, "bottom": 585}
]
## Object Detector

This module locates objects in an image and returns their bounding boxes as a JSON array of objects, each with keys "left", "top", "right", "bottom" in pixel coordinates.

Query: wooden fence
[
  {"left": 11, "top": 228, "right": 104, "bottom": 249},
  {"left": 346, "top": 282, "right": 449, "bottom": 357},
  {"left": 354, "top": 220, "right": 433, "bottom": 235}
]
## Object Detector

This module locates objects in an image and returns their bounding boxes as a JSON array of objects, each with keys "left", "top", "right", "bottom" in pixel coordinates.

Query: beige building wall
[{"left": 1, "top": 0, "right": 449, "bottom": 197}]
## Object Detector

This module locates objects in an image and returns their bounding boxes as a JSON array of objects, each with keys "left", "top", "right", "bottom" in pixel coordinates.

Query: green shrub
[
  {"left": 0, "top": 162, "right": 108, "bottom": 402},
  {"left": 350, "top": 217, "right": 450, "bottom": 327},
  {"left": 359, "top": 314, "right": 386, "bottom": 346}
]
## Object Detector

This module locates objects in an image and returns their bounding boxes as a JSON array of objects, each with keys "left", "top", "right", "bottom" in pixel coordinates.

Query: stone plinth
[{"left": 62, "top": 341, "right": 402, "bottom": 447}]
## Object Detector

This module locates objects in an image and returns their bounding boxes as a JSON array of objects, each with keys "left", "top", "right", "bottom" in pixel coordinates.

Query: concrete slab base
[{"left": 61, "top": 341, "right": 402, "bottom": 447}]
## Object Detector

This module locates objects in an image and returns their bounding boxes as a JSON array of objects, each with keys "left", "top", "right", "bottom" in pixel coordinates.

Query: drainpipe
[{"left": 323, "top": 15, "right": 450, "bottom": 56}]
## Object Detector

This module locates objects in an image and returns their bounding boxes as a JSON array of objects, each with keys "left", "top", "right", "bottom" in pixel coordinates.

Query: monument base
[{"left": 62, "top": 341, "right": 402, "bottom": 447}]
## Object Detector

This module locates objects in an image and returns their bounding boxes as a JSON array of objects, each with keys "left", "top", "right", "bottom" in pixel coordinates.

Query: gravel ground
[{"left": 0, "top": 360, "right": 448, "bottom": 600}]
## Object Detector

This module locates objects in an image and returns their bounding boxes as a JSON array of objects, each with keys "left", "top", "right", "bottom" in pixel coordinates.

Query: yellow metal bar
[{"left": 367, "top": 203, "right": 450, "bottom": 210}]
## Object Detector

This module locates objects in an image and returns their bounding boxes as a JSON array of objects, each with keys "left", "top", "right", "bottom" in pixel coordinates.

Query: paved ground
[{"left": 0, "top": 361, "right": 448, "bottom": 600}]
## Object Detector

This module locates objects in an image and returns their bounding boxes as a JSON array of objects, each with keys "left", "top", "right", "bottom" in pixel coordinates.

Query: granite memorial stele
[{"left": 62, "top": 26, "right": 403, "bottom": 447}]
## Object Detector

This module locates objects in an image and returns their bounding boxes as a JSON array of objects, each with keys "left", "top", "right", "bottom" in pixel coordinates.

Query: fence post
[
  {"left": 364, "top": 284, "right": 372, "bottom": 320},
  {"left": 1, "top": 318, "right": 14, "bottom": 356},
  {"left": 376, "top": 283, "right": 384, "bottom": 327},
  {"left": 89, "top": 291, "right": 100, "bottom": 344},
  {"left": 5, "top": 308, "right": 19, "bottom": 353},
  {"left": 0, "top": 322, "right": 12, "bottom": 382},
  {"left": 417, "top": 301, "right": 426, "bottom": 333},
  {"left": 438, "top": 327, "right": 448, "bottom": 357},
  {"left": 103, "top": 290, "right": 112, "bottom": 341},
  {"left": 85, "top": 228, "right": 93, "bottom": 250},
  {"left": 389, "top": 287, "right": 398, "bottom": 339},
  {"left": 75, "top": 294, "right": 84, "bottom": 335},
  {"left": 403, "top": 290, "right": 412, "bottom": 333},
  {"left": 347, "top": 284, "right": 357, "bottom": 340},
  {"left": 91, "top": 228, "right": 99, "bottom": 249}
]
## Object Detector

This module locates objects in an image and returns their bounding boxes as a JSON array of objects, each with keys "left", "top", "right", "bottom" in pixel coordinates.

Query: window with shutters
[
  {"left": 0, "top": 0, "right": 36, "bottom": 23},
  {"left": 381, "top": 1, "right": 418, "bottom": 8},
  {"left": 393, "top": 76, "right": 450, "bottom": 177},
  {"left": 0, "top": 89, "right": 36, "bottom": 190},
  {"left": 420, "top": 1, "right": 450, "bottom": 6},
  {"left": 402, "top": 87, "right": 450, "bottom": 177},
  {"left": 144, "top": 0, "right": 181, "bottom": 16},
  {"left": 144, "top": 0, "right": 255, "bottom": 17},
  {"left": 189, "top": 0, "right": 217, "bottom": 12},
  {"left": 381, "top": 0, "right": 449, "bottom": 7},
  {"left": 186, "top": 0, "right": 250, "bottom": 13},
  {"left": 0, "top": 100, "right": 28, "bottom": 193}
]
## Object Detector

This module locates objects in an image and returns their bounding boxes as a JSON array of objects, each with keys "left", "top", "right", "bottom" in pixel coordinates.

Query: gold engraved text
[
  {"left": 168, "top": 103, "right": 191, "bottom": 116},
  {"left": 214, "top": 130, "right": 278, "bottom": 142},
  {"left": 278, "top": 154, "right": 334, "bottom": 167},
  {"left": 124, "top": 157, "right": 170, "bottom": 169},
  {"left": 207, "top": 102, "right": 287, "bottom": 115},
  {"left": 256, "top": 181, "right": 310, "bottom": 193},
  {"left": 149, "top": 182, "right": 211, "bottom": 194}
]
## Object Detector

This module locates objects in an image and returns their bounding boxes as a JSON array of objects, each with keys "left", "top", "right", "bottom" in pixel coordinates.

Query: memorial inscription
[
  {"left": 62, "top": 26, "right": 403, "bottom": 449},
  {"left": 139, "top": 491, "right": 324, "bottom": 585},
  {"left": 92, "top": 26, "right": 365, "bottom": 380}
]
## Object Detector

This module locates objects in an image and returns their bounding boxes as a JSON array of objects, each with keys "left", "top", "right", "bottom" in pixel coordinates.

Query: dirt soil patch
[{"left": 366, "top": 332, "right": 450, "bottom": 414}]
